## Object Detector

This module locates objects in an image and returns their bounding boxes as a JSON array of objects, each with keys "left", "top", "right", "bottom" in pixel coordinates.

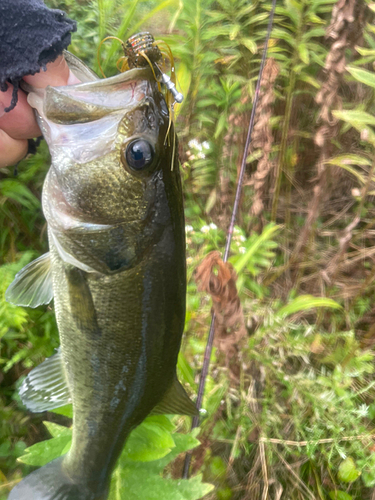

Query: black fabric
[{"left": 0, "top": 0, "right": 76, "bottom": 111}]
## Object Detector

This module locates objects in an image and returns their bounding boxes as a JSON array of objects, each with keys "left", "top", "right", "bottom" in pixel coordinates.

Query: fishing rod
[{"left": 182, "top": 0, "right": 278, "bottom": 479}]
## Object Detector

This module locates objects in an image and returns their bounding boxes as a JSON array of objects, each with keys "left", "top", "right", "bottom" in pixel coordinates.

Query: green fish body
[{"left": 7, "top": 52, "right": 196, "bottom": 500}]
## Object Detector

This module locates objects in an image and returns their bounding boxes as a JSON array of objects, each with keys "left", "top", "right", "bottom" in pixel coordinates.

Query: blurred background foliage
[{"left": 2, "top": 0, "right": 375, "bottom": 498}]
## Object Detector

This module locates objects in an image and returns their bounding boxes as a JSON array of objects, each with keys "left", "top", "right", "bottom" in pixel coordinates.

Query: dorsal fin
[
  {"left": 20, "top": 348, "right": 71, "bottom": 413},
  {"left": 5, "top": 253, "right": 53, "bottom": 308},
  {"left": 152, "top": 378, "right": 198, "bottom": 416}
]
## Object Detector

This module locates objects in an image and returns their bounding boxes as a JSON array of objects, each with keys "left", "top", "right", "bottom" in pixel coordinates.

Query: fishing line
[{"left": 182, "top": 0, "right": 278, "bottom": 479}]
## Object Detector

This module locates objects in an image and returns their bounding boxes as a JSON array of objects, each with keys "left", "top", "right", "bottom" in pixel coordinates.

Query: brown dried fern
[
  {"left": 293, "top": 0, "right": 365, "bottom": 266},
  {"left": 195, "top": 251, "right": 247, "bottom": 380},
  {"left": 249, "top": 58, "right": 279, "bottom": 217}
]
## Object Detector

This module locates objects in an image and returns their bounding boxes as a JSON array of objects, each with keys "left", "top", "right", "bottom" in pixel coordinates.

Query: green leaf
[
  {"left": 333, "top": 110, "right": 375, "bottom": 127},
  {"left": 109, "top": 430, "right": 210, "bottom": 500},
  {"left": 18, "top": 433, "right": 72, "bottom": 467},
  {"left": 51, "top": 404, "right": 73, "bottom": 418},
  {"left": 229, "top": 24, "right": 241, "bottom": 40},
  {"left": 109, "top": 468, "right": 213, "bottom": 500},
  {"left": 0, "top": 180, "right": 40, "bottom": 211},
  {"left": 326, "top": 154, "right": 372, "bottom": 184},
  {"left": 123, "top": 416, "right": 175, "bottom": 462},
  {"left": 178, "top": 352, "right": 197, "bottom": 389},
  {"left": 346, "top": 66, "right": 375, "bottom": 89},
  {"left": 43, "top": 421, "right": 71, "bottom": 439},
  {"left": 16, "top": 415, "right": 211, "bottom": 500},
  {"left": 297, "top": 74, "right": 320, "bottom": 89},
  {"left": 326, "top": 154, "right": 371, "bottom": 168},
  {"left": 338, "top": 457, "right": 361, "bottom": 483},
  {"left": 276, "top": 295, "right": 341, "bottom": 318},
  {"left": 214, "top": 113, "right": 227, "bottom": 139},
  {"left": 332, "top": 110, "right": 375, "bottom": 144},
  {"left": 175, "top": 62, "right": 191, "bottom": 119},
  {"left": 355, "top": 46, "right": 375, "bottom": 57},
  {"left": 204, "top": 189, "right": 217, "bottom": 214},
  {"left": 233, "top": 224, "right": 279, "bottom": 276},
  {"left": 240, "top": 37, "right": 257, "bottom": 54},
  {"left": 306, "top": 13, "right": 325, "bottom": 25},
  {"left": 148, "top": 432, "right": 202, "bottom": 474},
  {"left": 298, "top": 43, "right": 310, "bottom": 64},
  {"left": 272, "top": 28, "right": 297, "bottom": 48},
  {"left": 362, "top": 469, "right": 375, "bottom": 487},
  {"left": 329, "top": 491, "right": 353, "bottom": 500}
]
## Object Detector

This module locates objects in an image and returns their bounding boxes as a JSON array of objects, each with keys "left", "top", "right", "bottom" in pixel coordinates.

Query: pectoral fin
[
  {"left": 20, "top": 348, "right": 71, "bottom": 412},
  {"left": 5, "top": 253, "right": 53, "bottom": 308},
  {"left": 65, "top": 267, "right": 101, "bottom": 335},
  {"left": 152, "top": 378, "right": 199, "bottom": 416}
]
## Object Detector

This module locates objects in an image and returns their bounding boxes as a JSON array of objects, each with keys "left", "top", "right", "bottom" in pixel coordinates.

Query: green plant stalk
[
  {"left": 311, "top": 462, "right": 325, "bottom": 500},
  {"left": 187, "top": 2, "right": 202, "bottom": 133},
  {"left": 271, "top": 68, "right": 296, "bottom": 221},
  {"left": 293, "top": 230, "right": 316, "bottom": 293},
  {"left": 285, "top": 137, "right": 299, "bottom": 231},
  {"left": 97, "top": 0, "right": 106, "bottom": 43}
]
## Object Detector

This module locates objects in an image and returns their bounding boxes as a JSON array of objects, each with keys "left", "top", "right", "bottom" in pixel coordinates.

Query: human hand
[{"left": 0, "top": 55, "right": 80, "bottom": 168}]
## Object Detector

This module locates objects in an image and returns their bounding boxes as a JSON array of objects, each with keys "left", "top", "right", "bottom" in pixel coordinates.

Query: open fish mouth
[{"left": 25, "top": 66, "right": 157, "bottom": 165}]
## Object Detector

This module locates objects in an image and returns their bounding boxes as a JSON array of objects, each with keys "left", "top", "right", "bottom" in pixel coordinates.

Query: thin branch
[
  {"left": 259, "top": 433, "right": 375, "bottom": 446},
  {"left": 259, "top": 439, "right": 269, "bottom": 500}
]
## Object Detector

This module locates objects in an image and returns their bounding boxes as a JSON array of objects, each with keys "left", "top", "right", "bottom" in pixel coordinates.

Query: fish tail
[{"left": 8, "top": 457, "right": 105, "bottom": 500}]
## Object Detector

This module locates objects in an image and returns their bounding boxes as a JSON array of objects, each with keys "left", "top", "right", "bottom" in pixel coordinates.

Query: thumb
[{"left": 23, "top": 55, "right": 80, "bottom": 88}]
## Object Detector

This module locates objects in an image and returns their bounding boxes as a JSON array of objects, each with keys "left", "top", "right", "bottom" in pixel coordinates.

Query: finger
[
  {"left": 23, "top": 55, "right": 75, "bottom": 88},
  {"left": 0, "top": 55, "right": 79, "bottom": 141},
  {"left": 0, "top": 130, "right": 28, "bottom": 168},
  {"left": 0, "top": 86, "right": 41, "bottom": 139}
]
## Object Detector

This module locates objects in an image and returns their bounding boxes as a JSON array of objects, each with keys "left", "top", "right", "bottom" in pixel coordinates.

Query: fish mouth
[
  {"left": 25, "top": 62, "right": 159, "bottom": 165},
  {"left": 26, "top": 66, "right": 156, "bottom": 125}
]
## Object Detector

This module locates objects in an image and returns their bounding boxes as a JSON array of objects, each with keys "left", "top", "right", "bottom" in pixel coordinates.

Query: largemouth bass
[{"left": 7, "top": 49, "right": 197, "bottom": 500}]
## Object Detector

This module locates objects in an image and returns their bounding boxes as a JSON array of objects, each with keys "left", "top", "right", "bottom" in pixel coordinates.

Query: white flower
[
  {"left": 202, "top": 141, "right": 210, "bottom": 150},
  {"left": 201, "top": 225, "right": 210, "bottom": 233},
  {"left": 186, "top": 257, "right": 193, "bottom": 265},
  {"left": 185, "top": 225, "right": 194, "bottom": 233},
  {"left": 239, "top": 235, "right": 246, "bottom": 242},
  {"left": 197, "top": 152, "right": 206, "bottom": 159},
  {"left": 188, "top": 138, "right": 199, "bottom": 149},
  {"left": 233, "top": 227, "right": 241, "bottom": 234},
  {"left": 356, "top": 404, "right": 369, "bottom": 418},
  {"left": 239, "top": 246, "right": 246, "bottom": 254},
  {"left": 209, "top": 223, "right": 217, "bottom": 230}
]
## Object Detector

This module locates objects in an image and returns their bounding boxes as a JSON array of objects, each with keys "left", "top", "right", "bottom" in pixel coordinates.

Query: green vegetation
[{"left": 2, "top": 0, "right": 375, "bottom": 498}]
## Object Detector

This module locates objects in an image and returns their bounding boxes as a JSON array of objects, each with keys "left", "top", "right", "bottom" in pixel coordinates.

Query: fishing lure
[
  {"left": 97, "top": 32, "right": 182, "bottom": 166},
  {"left": 98, "top": 32, "right": 183, "bottom": 104}
]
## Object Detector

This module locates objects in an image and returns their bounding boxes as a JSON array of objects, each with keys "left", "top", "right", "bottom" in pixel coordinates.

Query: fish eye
[{"left": 124, "top": 139, "right": 154, "bottom": 171}]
